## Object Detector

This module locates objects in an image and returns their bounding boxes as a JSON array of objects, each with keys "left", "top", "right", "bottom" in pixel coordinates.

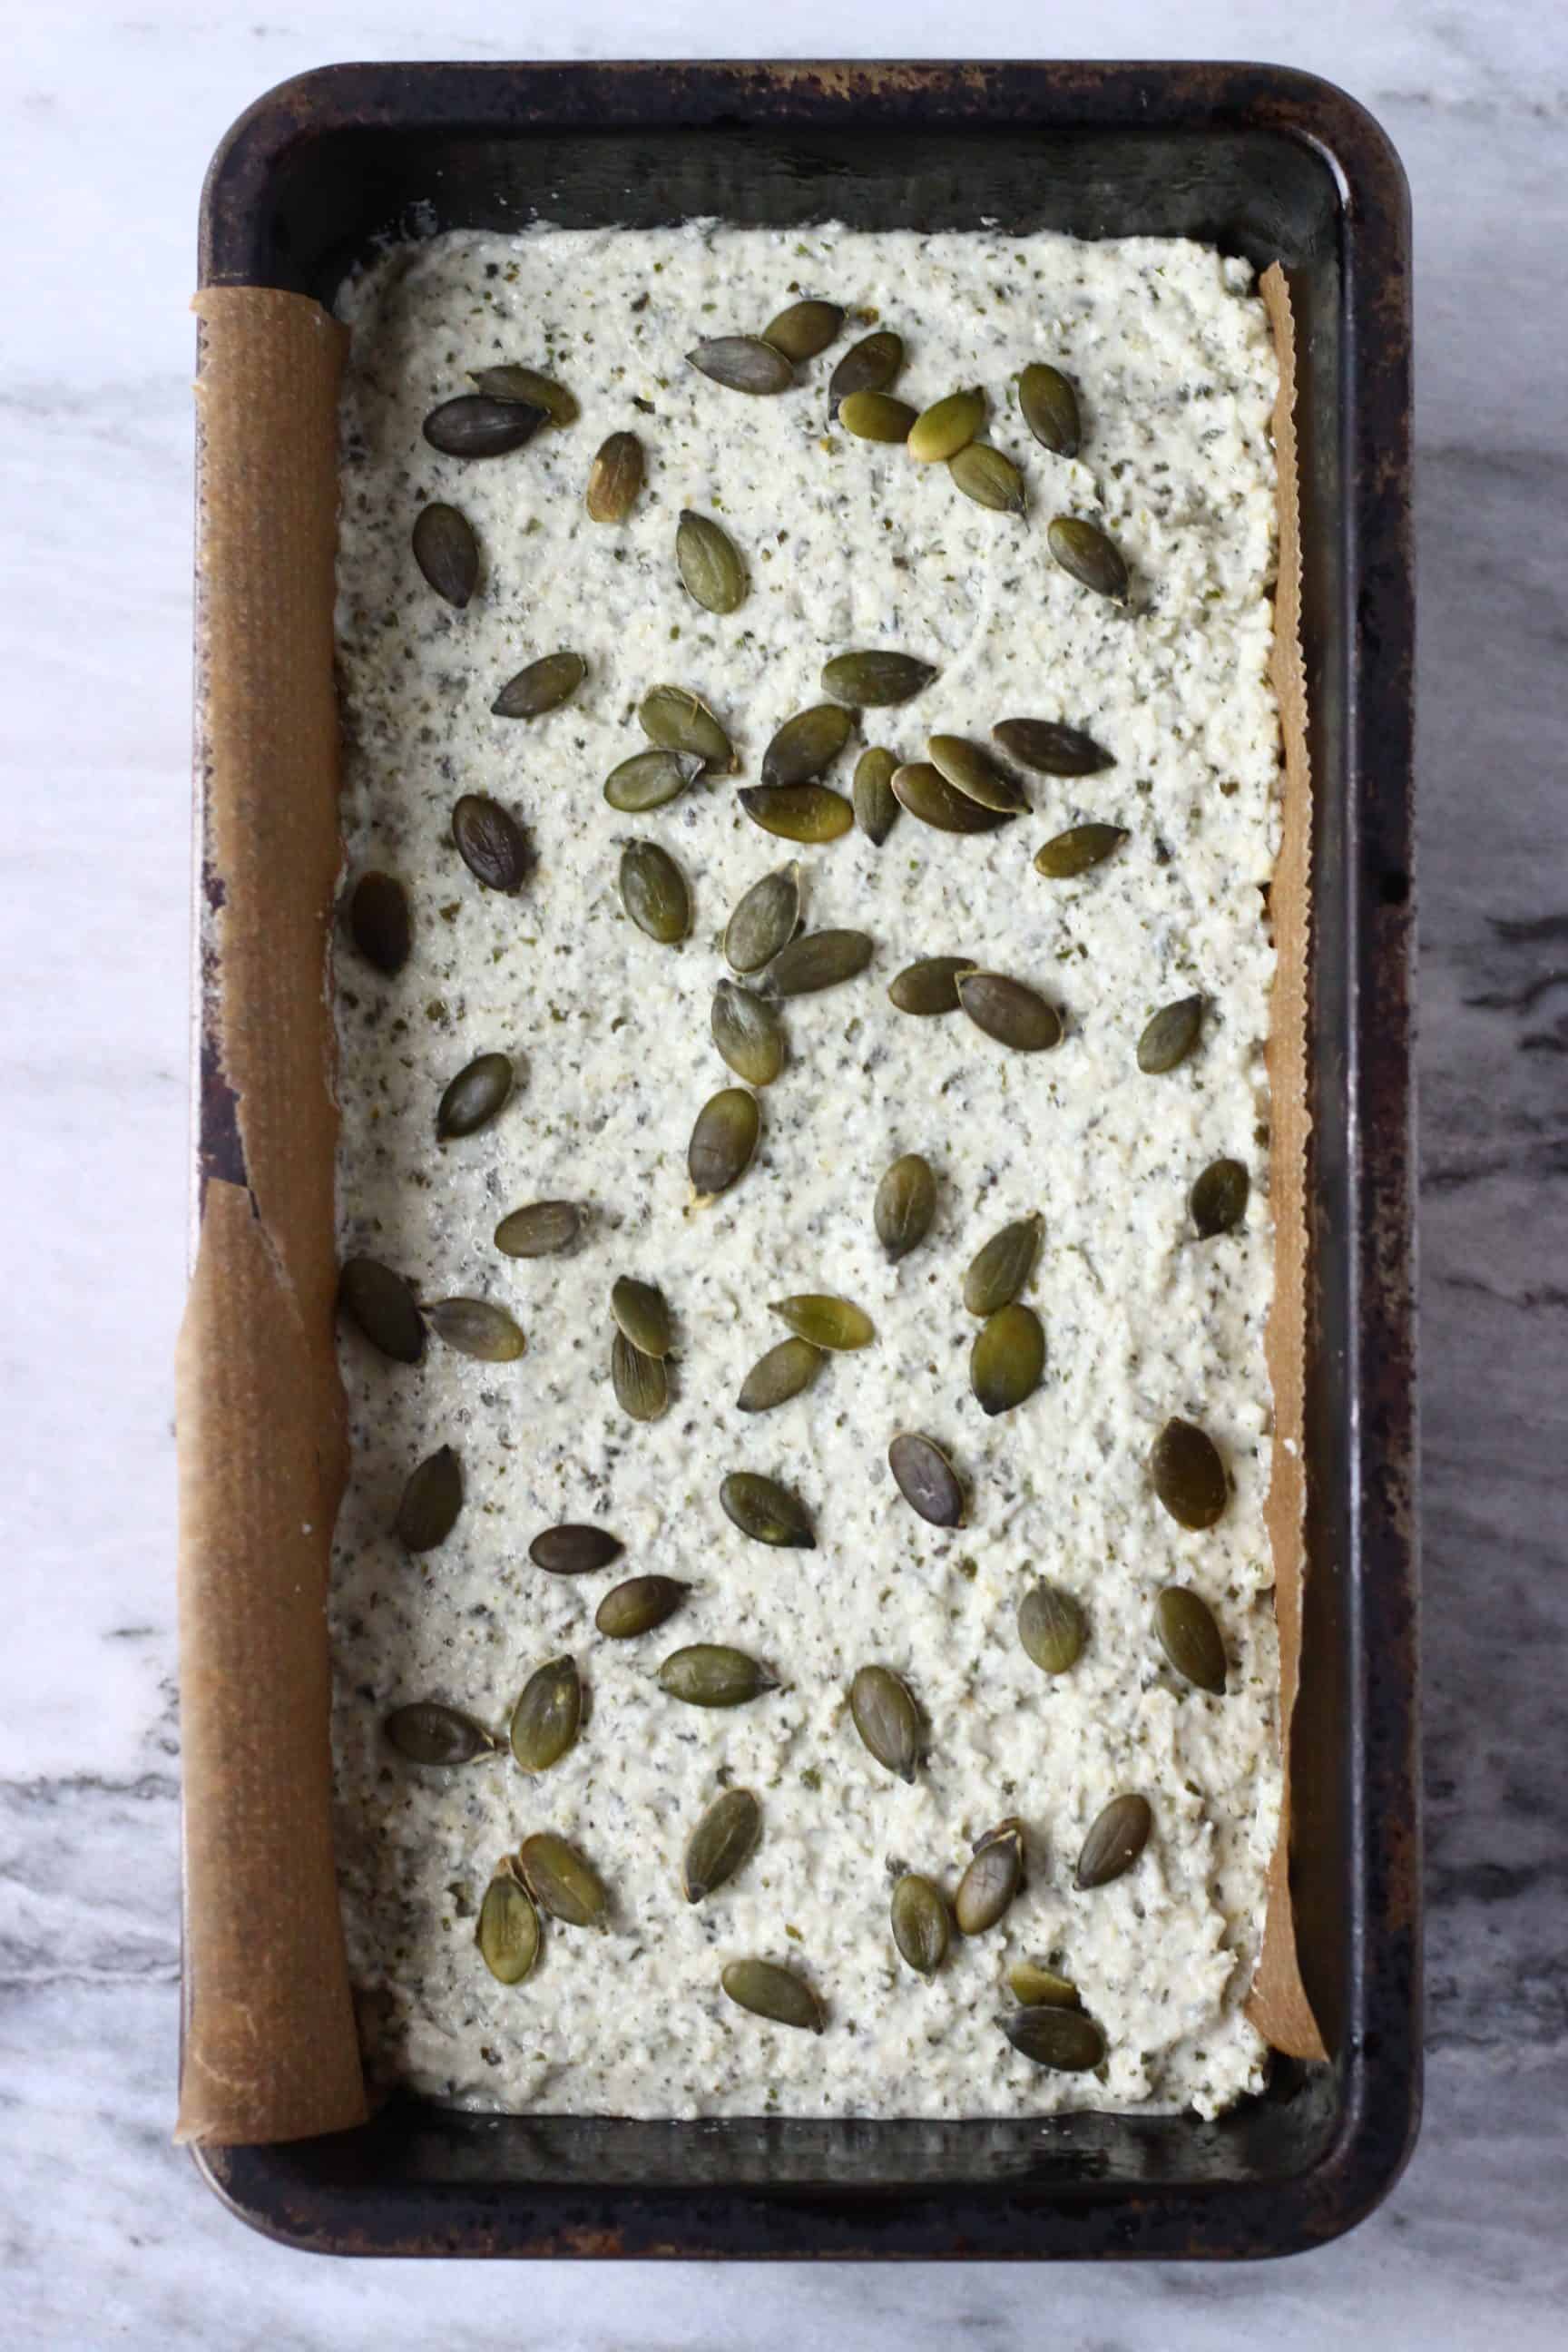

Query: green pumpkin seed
[
  {"left": 1191, "top": 1157, "right": 1250, "bottom": 1239},
  {"left": 1007, "top": 1960, "right": 1081, "bottom": 2008},
  {"left": 848, "top": 1664, "right": 920, "bottom": 1782},
  {"left": 424, "top": 395, "right": 546, "bottom": 457},
  {"left": 907, "top": 387, "right": 985, "bottom": 463},
  {"left": 1137, "top": 995, "right": 1206, "bottom": 1074},
  {"left": 491, "top": 649, "right": 585, "bottom": 719},
  {"left": 739, "top": 784, "right": 853, "bottom": 843},
  {"left": 619, "top": 840, "right": 691, "bottom": 945},
  {"left": 411, "top": 502, "right": 479, "bottom": 608},
  {"left": 963, "top": 1215, "right": 1042, "bottom": 1318},
  {"left": 926, "top": 734, "right": 1029, "bottom": 815},
  {"left": 852, "top": 747, "right": 901, "bottom": 845},
  {"left": 762, "top": 703, "right": 853, "bottom": 789},
  {"left": 875, "top": 1153, "right": 936, "bottom": 1261},
  {"left": 887, "top": 1433, "right": 965, "bottom": 1528},
  {"left": 529, "top": 1524, "right": 622, "bottom": 1576},
  {"left": 954, "top": 1818, "right": 1025, "bottom": 1935},
  {"left": 518, "top": 1832, "right": 607, "bottom": 1927},
  {"left": 970, "top": 1304, "right": 1045, "bottom": 1416},
  {"left": 720, "top": 1957, "right": 824, "bottom": 2032},
  {"left": 682, "top": 1787, "right": 761, "bottom": 1902},
  {"left": 424, "top": 1297, "right": 526, "bottom": 1363},
  {"left": 595, "top": 1575, "right": 690, "bottom": 1641},
  {"left": 688, "top": 336, "right": 796, "bottom": 395},
  {"left": 828, "top": 328, "right": 905, "bottom": 414},
  {"left": 676, "top": 510, "right": 748, "bottom": 615},
  {"left": 1017, "top": 1582, "right": 1085, "bottom": 1674},
  {"left": 1155, "top": 1585, "right": 1228, "bottom": 1694},
  {"left": 610, "top": 1276, "right": 672, "bottom": 1359},
  {"left": 1048, "top": 514, "right": 1130, "bottom": 600},
  {"left": 585, "top": 430, "right": 644, "bottom": 523},
  {"left": 892, "top": 762, "right": 1012, "bottom": 836},
  {"left": 475, "top": 1862, "right": 540, "bottom": 1984},
  {"left": 436, "top": 1051, "right": 514, "bottom": 1141},
  {"left": 468, "top": 363, "right": 578, "bottom": 425},
  {"left": 821, "top": 650, "right": 937, "bottom": 708},
  {"left": 338, "top": 1256, "right": 424, "bottom": 1363},
  {"left": 452, "top": 794, "right": 530, "bottom": 892},
  {"left": 612, "top": 1328, "right": 669, "bottom": 1423},
  {"left": 1075, "top": 1793, "right": 1152, "bottom": 1889},
  {"left": 839, "top": 390, "right": 918, "bottom": 441},
  {"left": 659, "top": 1644, "right": 779, "bottom": 1708},
  {"left": 509, "top": 1655, "right": 582, "bottom": 1774},
  {"left": 770, "top": 1295, "right": 874, "bottom": 1351},
  {"left": 888, "top": 956, "right": 978, "bottom": 1015},
  {"left": 348, "top": 870, "right": 412, "bottom": 976},
  {"left": 604, "top": 748, "right": 705, "bottom": 812},
  {"left": 395, "top": 1445, "right": 462, "bottom": 1552},
  {"left": 1004, "top": 2005, "right": 1105, "bottom": 2072},
  {"left": 956, "top": 971, "right": 1062, "bottom": 1052},
  {"left": 1034, "top": 823, "right": 1129, "bottom": 878},
  {"left": 494, "top": 1200, "right": 582, "bottom": 1258},
  {"left": 737, "top": 1336, "right": 824, "bottom": 1414},
  {"left": 720, "top": 1470, "right": 815, "bottom": 1548},
  {"left": 385, "top": 1701, "right": 499, "bottom": 1766},
  {"left": 763, "top": 928, "right": 873, "bottom": 997},
  {"left": 762, "top": 299, "right": 844, "bottom": 361},
  {"left": 1018, "top": 362, "right": 1081, "bottom": 458},
  {"left": 711, "top": 980, "right": 787, "bottom": 1087},
  {"left": 639, "top": 683, "right": 735, "bottom": 772},
  {"left": 688, "top": 1086, "right": 760, "bottom": 1202},
  {"left": 724, "top": 865, "right": 800, "bottom": 975},
  {"left": 949, "top": 442, "right": 1026, "bottom": 514},
  {"left": 992, "top": 717, "right": 1114, "bottom": 777},
  {"left": 891, "top": 1874, "right": 951, "bottom": 1978},
  {"left": 1150, "top": 1417, "right": 1228, "bottom": 1529}
]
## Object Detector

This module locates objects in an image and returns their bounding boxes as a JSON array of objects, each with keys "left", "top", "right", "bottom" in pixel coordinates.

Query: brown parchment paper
[{"left": 175, "top": 263, "right": 1318, "bottom": 2147}]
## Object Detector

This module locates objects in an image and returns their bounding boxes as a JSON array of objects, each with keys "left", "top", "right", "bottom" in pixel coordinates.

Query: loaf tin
[{"left": 192, "top": 58, "right": 1416, "bottom": 2259}]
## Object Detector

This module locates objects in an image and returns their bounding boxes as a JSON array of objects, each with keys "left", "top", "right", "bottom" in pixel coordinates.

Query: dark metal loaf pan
[{"left": 193, "top": 58, "right": 1417, "bottom": 2260}]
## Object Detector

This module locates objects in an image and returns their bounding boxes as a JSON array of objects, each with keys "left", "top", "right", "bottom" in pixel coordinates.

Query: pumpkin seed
[
  {"left": 491, "top": 649, "right": 585, "bottom": 719},
  {"left": 424, "top": 394, "right": 547, "bottom": 457},
  {"left": 338, "top": 1257, "right": 424, "bottom": 1363},
  {"left": 970, "top": 1304, "right": 1045, "bottom": 1416},
  {"left": 494, "top": 1200, "right": 582, "bottom": 1258},
  {"left": 739, "top": 783, "right": 854, "bottom": 842},
  {"left": 963, "top": 1215, "right": 1042, "bottom": 1318},
  {"left": 891, "top": 1874, "right": 951, "bottom": 1978},
  {"left": 348, "top": 870, "right": 412, "bottom": 976},
  {"left": 612, "top": 1329, "right": 669, "bottom": 1423},
  {"left": 1004, "top": 2005, "right": 1106, "bottom": 2072},
  {"left": 1137, "top": 995, "right": 1206, "bottom": 1074},
  {"left": 1154, "top": 1585, "right": 1228, "bottom": 1694},
  {"left": 770, "top": 1295, "right": 874, "bottom": 1351},
  {"left": 761, "top": 299, "right": 844, "bottom": 361},
  {"left": 1075, "top": 1793, "right": 1152, "bottom": 1889},
  {"left": 926, "top": 734, "right": 1030, "bottom": 815},
  {"left": 610, "top": 1276, "right": 672, "bottom": 1359},
  {"left": 992, "top": 717, "right": 1115, "bottom": 777},
  {"left": 949, "top": 442, "right": 1026, "bottom": 514},
  {"left": 907, "top": 387, "right": 985, "bottom": 463},
  {"left": 509, "top": 1655, "right": 582, "bottom": 1774},
  {"left": 585, "top": 431, "right": 644, "bottom": 523},
  {"left": 720, "top": 1470, "right": 815, "bottom": 1548},
  {"left": 1017, "top": 1582, "right": 1085, "bottom": 1674},
  {"left": 528, "top": 1524, "right": 622, "bottom": 1576},
  {"left": 956, "top": 971, "right": 1062, "bottom": 1052},
  {"left": 848, "top": 1664, "right": 920, "bottom": 1781},
  {"left": 467, "top": 363, "right": 578, "bottom": 425},
  {"left": 737, "top": 1336, "right": 824, "bottom": 1414},
  {"left": 887, "top": 1433, "right": 965, "bottom": 1528},
  {"left": 711, "top": 980, "right": 787, "bottom": 1087},
  {"left": 682, "top": 1786, "right": 761, "bottom": 1902},
  {"left": 619, "top": 839, "right": 691, "bottom": 945},
  {"left": 821, "top": 650, "right": 937, "bottom": 707},
  {"left": 892, "top": 761, "right": 1012, "bottom": 835},
  {"left": 763, "top": 928, "right": 873, "bottom": 997},
  {"left": 385, "top": 1701, "right": 499, "bottom": 1766},
  {"left": 875, "top": 1153, "right": 936, "bottom": 1261},
  {"left": 1191, "top": 1157, "right": 1250, "bottom": 1239},
  {"left": 518, "top": 1832, "right": 608, "bottom": 1927},
  {"left": 762, "top": 703, "right": 853, "bottom": 789},
  {"left": 1034, "top": 823, "right": 1129, "bottom": 878},
  {"left": 475, "top": 1863, "right": 540, "bottom": 1984},
  {"left": 396, "top": 1445, "right": 462, "bottom": 1552},
  {"left": 1007, "top": 1960, "right": 1081, "bottom": 2008},
  {"left": 595, "top": 1575, "right": 690, "bottom": 1640},
  {"left": 639, "top": 683, "right": 735, "bottom": 772},
  {"left": 436, "top": 1051, "right": 514, "bottom": 1141},
  {"left": 839, "top": 390, "right": 918, "bottom": 441},
  {"left": 954, "top": 1818, "right": 1025, "bottom": 1935},
  {"left": 828, "top": 328, "right": 905, "bottom": 414},
  {"left": 603, "top": 748, "right": 705, "bottom": 812},
  {"left": 720, "top": 1957, "right": 824, "bottom": 2032},
  {"left": 676, "top": 510, "right": 748, "bottom": 615},
  {"left": 1048, "top": 514, "right": 1129, "bottom": 599},
  {"left": 452, "top": 794, "right": 530, "bottom": 892},
  {"left": 888, "top": 956, "right": 978, "bottom": 1015},
  {"left": 1150, "top": 1417, "right": 1228, "bottom": 1530},
  {"left": 1018, "top": 362, "right": 1081, "bottom": 457},
  {"left": 411, "top": 502, "right": 479, "bottom": 607},
  {"left": 724, "top": 864, "right": 800, "bottom": 974},
  {"left": 852, "top": 747, "right": 901, "bottom": 845},
  {"left": 659, "top": 1644, "right": 779, "bottom": 1707},
  {"left": 688, "top": 1086, "right": 760, "bottom": 1202},
  {"left": 424, "top": 1297, "right": 526, "bottom": 1363},
  {"left": 688, "top": 336, "right": 795, "bottom": 395}
]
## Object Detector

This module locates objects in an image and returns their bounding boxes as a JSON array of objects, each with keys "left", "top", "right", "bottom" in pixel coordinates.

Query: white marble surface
[{"left": 4, "top": 1, "right": 1565, "bottom": 2341}]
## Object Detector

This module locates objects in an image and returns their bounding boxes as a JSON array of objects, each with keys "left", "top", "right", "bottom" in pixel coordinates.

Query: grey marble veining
[{"left": 4, "top": 3, "right": 1566, "bottom": 2343}]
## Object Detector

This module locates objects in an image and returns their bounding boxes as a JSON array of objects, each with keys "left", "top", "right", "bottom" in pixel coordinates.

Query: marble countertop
[{"left": 5, "top": 2, "right": 1564, "bottom": 2343}]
